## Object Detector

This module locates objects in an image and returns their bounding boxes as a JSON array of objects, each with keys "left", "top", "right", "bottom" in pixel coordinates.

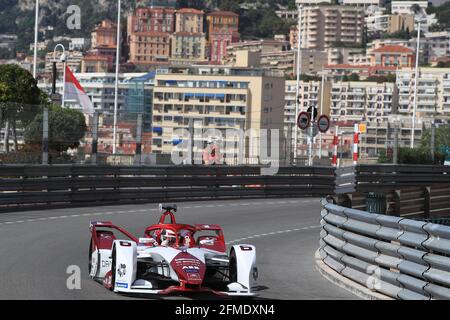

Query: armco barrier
[
  {"left": 318, "top": 198, "right": 450, "bottom": 300},
  {"left": 0, "top": 165, "right": 340, "bottom": 212}
]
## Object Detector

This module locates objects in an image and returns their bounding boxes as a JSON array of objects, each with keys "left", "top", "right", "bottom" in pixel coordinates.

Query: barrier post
[
  {"left": 353, "top": 124, "right": 359, "bottom": 166},
  {"left": 134, "top": 113, "right": 143, "bottom": 166},
  {"left": 91, "top": 112, "right": 98, "bottom": 165},
  {"left": 42, "top": 107, "right": 49, "bottom": 165},
  {"left": 332, "top": 126, "right": 339, "bottom": 167}
]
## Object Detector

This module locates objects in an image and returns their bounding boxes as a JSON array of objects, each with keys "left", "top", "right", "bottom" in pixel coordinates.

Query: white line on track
[
  {"left": 226, "top": 225, "right": 321, "bottom": 245},
  {"left": 0, "top": 199, "right": 318, "bottom": 227}
]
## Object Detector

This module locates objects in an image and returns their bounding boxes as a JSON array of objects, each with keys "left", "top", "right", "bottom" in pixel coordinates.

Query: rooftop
[
  {"left": 207, "top": 11, "right": 239, "bottom": 17},
  {"left": 155, "top": 65, "right": 283, "bottom": 78},
  {"left": 177, "top": 8, "right": 204, "bottom": 14},
  {"left": 371, "top": 45, "right": 414, "bottom": 54}
]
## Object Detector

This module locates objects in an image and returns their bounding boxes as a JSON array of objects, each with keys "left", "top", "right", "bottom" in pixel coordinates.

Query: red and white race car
[{"left": 88, "top": 204, "right": 258, "bottom": 297}]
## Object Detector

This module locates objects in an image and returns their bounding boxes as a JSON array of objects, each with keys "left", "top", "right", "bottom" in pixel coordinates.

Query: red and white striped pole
[
  {"left": 353, "top": 123, "right": 359, "bottom": 165},
  {"left": 332, "top": 125, "right": 339, "bottom": 167}
]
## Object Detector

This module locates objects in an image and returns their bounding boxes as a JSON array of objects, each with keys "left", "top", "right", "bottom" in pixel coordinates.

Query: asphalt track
[{"left": 0, "top": 198, "right": 356, "bottom": 300}]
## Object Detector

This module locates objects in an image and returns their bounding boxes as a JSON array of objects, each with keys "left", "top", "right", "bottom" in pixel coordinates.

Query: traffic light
[{"left": 307, "top": 106, "right": 318, "bottom": 121}]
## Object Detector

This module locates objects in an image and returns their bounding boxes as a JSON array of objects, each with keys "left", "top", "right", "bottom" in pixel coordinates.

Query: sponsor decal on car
[
  {"left": 182, "top": 265, "right": 200, "bottom": 273},
  {"left": 101, "top": 260, "right": 110, "bottom": 268},
  {"left": 117, "top": 264, "right": 126, "bottom": 277},
  {"left": 115, "top": 282, "right": 128, "bottom": 289}
]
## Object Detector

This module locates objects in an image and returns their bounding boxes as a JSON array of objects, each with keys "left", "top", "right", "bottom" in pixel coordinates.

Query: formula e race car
[{"left": 88, "top": 204, "right": 258, "bottom": 297}]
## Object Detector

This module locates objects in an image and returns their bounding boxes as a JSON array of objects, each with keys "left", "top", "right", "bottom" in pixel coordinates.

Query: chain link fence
[{"left": 0, "top": 106, "right": 305, "bottom": 166}]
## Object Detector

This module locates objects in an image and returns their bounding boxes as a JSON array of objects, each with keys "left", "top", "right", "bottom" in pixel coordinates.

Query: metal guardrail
[
  {"left": 332, "top": 164, "right": 450, "bottom": 218},
  {"left": 355, "top": 164, "right": 450, "bottom": 192},
  {"left": 0, "top": 165, "right": 339, "bottom": 211},
  {"left": 319, "top": 198, "right": 450, "bottom": 300}
]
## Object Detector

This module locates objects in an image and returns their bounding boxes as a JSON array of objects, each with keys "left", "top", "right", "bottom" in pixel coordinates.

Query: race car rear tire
[
  {"left": 88, "top": 238, "right": 100, "bottom": 279},
  {"left": 229, "top": 249, "right": 238, "bottom": 283}
]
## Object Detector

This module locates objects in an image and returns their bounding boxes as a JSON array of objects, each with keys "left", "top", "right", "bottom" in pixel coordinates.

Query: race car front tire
[
  {"left": 229, "top": 249, "right": 238, "bottom": 283},
  {"left": 110, "top": 246, "right": 117, "bottom": 291}
]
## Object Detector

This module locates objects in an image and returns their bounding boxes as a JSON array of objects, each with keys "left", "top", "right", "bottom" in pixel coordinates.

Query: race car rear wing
[{"left": 195, "top": 224, "right": 223, "bottom": 231}]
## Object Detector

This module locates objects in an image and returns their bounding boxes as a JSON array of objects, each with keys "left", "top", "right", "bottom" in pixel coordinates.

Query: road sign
[
  {"left": 317, "top": 115, "right": 331, "bottom": 133},
  {"left": 307, "top": 106, "right": 318, "bottom": 121},
  {"left": 297, "top": 111, "right": 311, "bottom": 130},
  {"left": 358, "top": 123, "right": 367, "bottom": 134},
  {"left": 50, "top": 93, "right": 62, "bottom": 106}
]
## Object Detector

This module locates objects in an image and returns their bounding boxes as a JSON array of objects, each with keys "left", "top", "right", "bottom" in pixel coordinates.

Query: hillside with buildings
[
  {"left": 0, "top": 0, "right": 296, "bottom": 56},
  {"left": 0, "top": 0, "right": 449, "bottom": 164}
]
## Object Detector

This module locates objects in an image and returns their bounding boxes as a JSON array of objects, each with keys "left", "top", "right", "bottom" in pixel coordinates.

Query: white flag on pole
[{"left": 64, "top": 65, "right": 95, "bottom": 115}]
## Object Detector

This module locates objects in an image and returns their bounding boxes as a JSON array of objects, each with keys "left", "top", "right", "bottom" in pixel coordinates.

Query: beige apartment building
[
  {"left": 151, "top": 64, "right": 286, "bottom": 160},
  {"left": 227, "top": 48, "right": 327, "bottom": 77},
  {"left": 175, "top": 8, "right": 204, "bottom": 33},
  {"left": 170, "top": 8, "right": 207, "bottom": 65},
  {"left": 389, "top": 14, "right": 414, "bottom": 34},
  {"left": 170, "top": 33, "right": 207, "bottom": 65},
  {"left": 295, "top": 5, "right": 365, "bottom": 51}
]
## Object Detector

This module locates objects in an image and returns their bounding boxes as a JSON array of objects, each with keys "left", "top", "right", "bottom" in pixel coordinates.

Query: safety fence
[
  {"left": 319, "top": 198, "right": 450, "bottom": 300},
  {"left": 0, "top": 165, "right": 339, "bottom": 212},
  {"left": 335, "top": 165, "right": 450, "bottom": 218}
]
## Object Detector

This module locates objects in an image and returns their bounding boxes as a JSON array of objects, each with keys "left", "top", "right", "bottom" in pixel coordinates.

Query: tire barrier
[{"left": 318, "top": 198, "right": 450, "bottom": 300}]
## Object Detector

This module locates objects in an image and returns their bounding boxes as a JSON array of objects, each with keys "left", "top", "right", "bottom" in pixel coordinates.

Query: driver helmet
[
  {"left": 160, "top": 229, "right": 177, "bottom": 246},
  {"left": 179, "top": 230, "right": 194, "bottom": 247}
]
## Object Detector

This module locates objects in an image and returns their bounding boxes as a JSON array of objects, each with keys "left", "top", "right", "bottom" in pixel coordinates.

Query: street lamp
[
  {"left": 33, "top": 0, "right": 39, "bottom": 78},
  {"left": 52, "top": 44, "right": 66, "bottom": 106},
  {"left": 411, "top": 17, "right": 423, "bottom": 148},
  {"left": 294, "top": 4, "right": 303, "bottom": 162},
  {"left": 113, "top": 0, "right": 122, "bottom": 155}
]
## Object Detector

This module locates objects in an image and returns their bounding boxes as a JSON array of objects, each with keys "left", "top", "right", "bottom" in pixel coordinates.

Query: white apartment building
[
  {"left": 39, "top": 72, "right": 154, "bottom": 115},
  {"left": 285, "top": 80, "right": 331, "bottom": 157},
  {"left": 391, "top": 1, "right": 428, "bottom": 15},
  {"left": 330, "top": 81, "right": 394, "bottom": 123},
  {"left": 44, "top": 51, "right": 84, "bottom": 74},
  {"left": 366, "top": 13, "right": 390, "bottom": 34},
  {"left": 69, "top": 38, "right": 91, "bottom": 51},
  {"left": 327, "top": 47, "right": 369, "bottom": 65},
  {"left": 342, "top": 0, "right": 385, "bottom": 9},
  {"left": 328, "top": 81, "right": 427, "bottom": 156},
  {"left": 275, "top": 10, "right": 298, "bottom": 20},
  {"left": 421, "top": 32, "right": 450, "bottom": 61},
  {"left": 296, "top": 0, "right": 333, "bottom": 5},
  {"left": 298, "top": 5, "right": 365, "bottom": 51},
  {"left": 397, "top": 67, "right": 450, "bottom": 117},
  {"left": 0, "top": 34, "right": 17, "bottom": 49}
]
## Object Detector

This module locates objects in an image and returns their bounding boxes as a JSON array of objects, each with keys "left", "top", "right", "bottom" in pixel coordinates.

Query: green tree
[
  {"left": 348, "top": 73, "right": 360, "bottom": 81},
  {"left": 0, "top": 64, "right": 43, "bottom": 153},
  {"left": 420, "top": 126, "right": 450, "bottom": 163},
  {"left": 378, "top": 147, "right": 435, "bottom": 164},
  {"left": 24, "top": 105, "right": 87, "bottom": 153}
]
